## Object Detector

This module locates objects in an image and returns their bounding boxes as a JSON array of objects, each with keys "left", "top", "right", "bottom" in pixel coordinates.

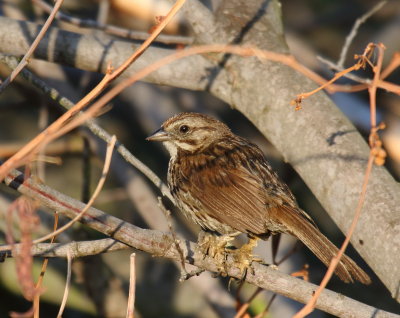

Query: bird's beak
[{"left": 146, "top": 127, "right": 170, "bottom": 142}]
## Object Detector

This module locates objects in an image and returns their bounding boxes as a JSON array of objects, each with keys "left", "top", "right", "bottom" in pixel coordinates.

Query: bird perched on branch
[{"left": 147, "top": 112, "right": 371, "bottom": 284}]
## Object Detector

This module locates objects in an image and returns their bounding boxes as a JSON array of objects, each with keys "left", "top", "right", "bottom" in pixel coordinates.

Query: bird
[{"left": 147, "top": 112, "right": 371, "bottom": 284}]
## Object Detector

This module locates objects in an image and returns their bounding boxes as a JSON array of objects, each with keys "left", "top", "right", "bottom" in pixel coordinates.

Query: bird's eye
[{"left": 179, "top": 125, "right": 189, "bottom": 133}]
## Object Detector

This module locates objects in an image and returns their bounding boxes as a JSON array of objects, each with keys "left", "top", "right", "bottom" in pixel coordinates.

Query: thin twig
[
  {"left": 369, "top": 44, "right": 385, "bottom": 128},
  {"left": 317, "top": 55, "right": 371, "bottom": 84},
  {"left": 2, "top": 168, "right": 399, "bottom": 318},
  {"left": 56, "top": 249, "right": 72, "bottom": 318},
  {"left": 31, "top": 135, "right": 116, "bottom": 244},
  {"left": 157, "top": 197, "right": 187, "bottom": 274},
  {"left": 81, "top": 43, "right": 400, "bottom": 136},
  {"left": 294, "top": 43, "right": 375, "bottom": 108},
  {"left": 381, "top": 52, "right": 400, "bottom": 79},
  {"left": 0, "top": 53, "right": 174, "bottom": 202},
  {"left": 32, "top": 0, "right": 192, "bottom": 45},
  {"left": 293, "top": 43, "right": 386, "bottom": 318},
  {"left": 0, "top": 0, "right": 186, "bottom": 182},
  {"left": 33, "top": 213, "right": 59, "bottom": 318},
  {"left": 126, "top": 253, "right": 136, "bottom": 318},
  {"left": 234, "top": 287, "right": 262, "bottom": 318},
  {"left": 337, "top": 1, "right": 387, "bottom": 68},
  {"left": 255, "top": 294, "right": 277, "bottom": 318},
  {"left": 0, "top": 0, "right": 64, "bottom": 93}
]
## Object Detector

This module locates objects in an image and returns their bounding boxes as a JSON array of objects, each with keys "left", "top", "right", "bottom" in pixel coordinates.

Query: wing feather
[{"left": 187, "top": 157, "right": 268, "bottom": 235}]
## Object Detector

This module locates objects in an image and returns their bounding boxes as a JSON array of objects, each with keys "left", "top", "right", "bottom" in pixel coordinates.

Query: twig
[
  {"left": 337, "top": 1, "right": 387, "bottom": 68},
  {"left": 234, "top": 287, "right": 262, "bottom": 318},
  {"left": 6, "top": 197, "right": 39, "bottom": 301},
  {"left": 157, "top": 197, "right": 187, "bottom": 274},
  {"left": 293, "top": 43, "right": 386, "bottom": 318},
  {"left": 0, "top": 0, "right": 64, "bottom": 93},
  {"left": 2, "top": 168, "right": 399, "bottom": 318},
  {"left": 80, "top": 43, "right": 400, "bottom": 135},
  {"left": 30, "top": 136, "right": 116, "bottom": 244},
  {"left": 56, "top": 249, "right": 72, "bottom": 318},
  {"left": 0, "top": 0, "right": 186, "bottom": 182},
  {"left": 293, "top": 43, "right": 375, "bottom": 109},
  {"left": 381, "top": 52, "right": 400, "bottom": 79},
  {"left": 126, "top": 253, "right": 136, "bottom": 318},
  {"left": 368, "top": 44, "right": 385, "bottom": 128},
  {"left": 0, "top": 53, "right": 174, "bottom": 202},
  {"left": 317, "top": 55, "right": 371, "bottom": 84},
  {"left": 31, "top": 0, "right": 193, "bottom": 45},
  {"left": 255, "top": 294, "right": 276, "bottom": 318},
  {"left": 33, "top": 213, "right": 59, "bottom": 318}
]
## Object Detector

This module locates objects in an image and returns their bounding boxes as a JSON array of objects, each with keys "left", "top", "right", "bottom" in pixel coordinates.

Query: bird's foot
[
  {"left": 195, "top": 231, "right": 235, "bottom": 275},
  {"left": 195, "top": 233, "right": 264, "bottom": 279},
  {"left": 230, "top": 237, "right": 263, "bottom": 279}
]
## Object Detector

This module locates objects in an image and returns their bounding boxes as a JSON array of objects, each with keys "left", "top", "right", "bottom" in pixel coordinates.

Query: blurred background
[{"left": 0, "top": 0, "right": 399, "bottom": 317}]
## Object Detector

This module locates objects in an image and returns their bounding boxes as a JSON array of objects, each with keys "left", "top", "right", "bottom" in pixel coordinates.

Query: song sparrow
[{"left": 147, "top": 112, "right": 371, "bottom": 284}]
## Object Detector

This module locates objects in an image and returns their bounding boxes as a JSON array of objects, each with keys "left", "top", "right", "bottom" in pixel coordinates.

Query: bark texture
[{"left": 0, "top": 0, "right": 398, "bottom": 300}]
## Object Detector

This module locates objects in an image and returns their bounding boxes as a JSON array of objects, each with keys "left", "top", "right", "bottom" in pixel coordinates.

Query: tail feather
[{"left": 271, "top": 206, "right": 371, "bottom": 284}]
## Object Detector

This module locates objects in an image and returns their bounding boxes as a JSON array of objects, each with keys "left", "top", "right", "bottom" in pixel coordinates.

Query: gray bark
[
  {"left": 180, "top": 0, "right": 400, "bottom": 301},
  {"left": 0, "top": 16, "right": 211, "bottom": 91},
  {"left": 0, "top": 0, "right": 398, "bottom": 301},
  {"left": 3, "top": 168, "right": 399, "bottom": 318}
]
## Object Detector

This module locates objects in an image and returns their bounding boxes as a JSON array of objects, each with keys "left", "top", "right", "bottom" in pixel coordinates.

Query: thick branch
[
  {"left": 180, "top": 0, "right": 400, "bottom": 300},
  {"left": 0, "top": 16, "right": 212, "bottom": 91},
  {"left": 0, "top": 2, "right": 399, "bottom": 300},
  {"left": 2, "top": 169, "right": 399, "bottom": 318}
]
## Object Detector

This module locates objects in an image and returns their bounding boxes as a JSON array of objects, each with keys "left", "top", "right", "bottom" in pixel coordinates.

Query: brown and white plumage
[{"left": 147, "top": 112, "right": 371, "bottom": 284}]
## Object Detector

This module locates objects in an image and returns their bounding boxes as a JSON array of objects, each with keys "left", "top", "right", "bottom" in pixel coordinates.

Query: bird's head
[{"left": 147, "top": 112, "right": 231, "bottom": 156}]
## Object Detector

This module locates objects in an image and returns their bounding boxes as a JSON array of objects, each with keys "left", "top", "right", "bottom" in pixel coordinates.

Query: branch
[
  {"left": 337, "top": 1, "right": 387, "bottom": 68},
  {"left": 0, "top": 0, "right": 186, "bottom": 182},
  {"left": 0, "top": 0, "right": 64, "bottom": 93},
  {"left": 5, "top": 239, "right": 130, "bottom": 258},
  {"left": 2, "top": 169, "right": 399, "bottom": 318},
  {"left": 0, "top": 53, "right": 236, "bottom": 318},
  {"left": 0, "top": 16, "right": 212, "bottom": 91},
  {"left": 32, "top": 0, "right": 193, "bottom": 45},
  {"left": 180, "top": 0, "right": 400, "bottom": 300},
  {"left": 0, "top": 53, "right": 173, "bottom": 202},
  {"left": 0, "top": 0, "right": 399, "bottom": 301}
]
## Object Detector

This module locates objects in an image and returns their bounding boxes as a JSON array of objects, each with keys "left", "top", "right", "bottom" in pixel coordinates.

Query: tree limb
[
  {"left": 0, "top": 0, "right": 398, "bottom": 300},
  {"left": 2, "top": 169, "right": 399, "bottom": 318},
  {"left": 179, "top": 0, "right": 400, "bottom": 300},
  {"left": 0, "top": 16, "right": 211, "bottom": 91}
]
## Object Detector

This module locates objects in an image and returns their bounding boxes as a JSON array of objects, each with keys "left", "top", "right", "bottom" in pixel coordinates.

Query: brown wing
[
  {"left": 188, "top": 162, "right": 268, "bottom": 235},
  {"left": 172, "top": 137, "right": 305, "bottom": 235},
  {"left": 177, "top": 138, "right": 294, "bottom": 236}
]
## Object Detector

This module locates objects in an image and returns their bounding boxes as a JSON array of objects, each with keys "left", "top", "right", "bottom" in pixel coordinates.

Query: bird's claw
[
  {"left": 195, "top": 232, "right": 234, "bottom": 275},
  {"left": 196, "top": 233, "right": 264, "bottom": 279},
  {"left": 230, "top": 237, "right": 262, "bottom": 279}
]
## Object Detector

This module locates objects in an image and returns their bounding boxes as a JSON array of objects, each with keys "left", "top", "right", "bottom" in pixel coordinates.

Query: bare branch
[
  {"left": 126, "top": 253, "right": 136, "bottom": 318},
  {"left": 56, "top": 249, "right": 72, "bottom": 318},
  {"left": 32, "top": 0, "right": 193, "bottom": 45},
  {"left": 180, "top": 0, "right": 400, "bottom": 299},
  {"left": 0, "top": 53, "right": 173, "bottom": 202},
  {"left": 0, "top": 16, "right": 212, "bottom": 91},
  {"left": 337, "top": 1, "right": 387, "bottom": 68},
  {"left": 0, "top": 0, "right": 64, "bottom": 93},
  {"left": 31, "top": 136, "right": 116, "bottom": 244},
  {"left": 7, "top": 239, "right": 130, "bottom": 258},
  {"left": 2, "top": 169, "right": 399, "bottom": 318}
]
